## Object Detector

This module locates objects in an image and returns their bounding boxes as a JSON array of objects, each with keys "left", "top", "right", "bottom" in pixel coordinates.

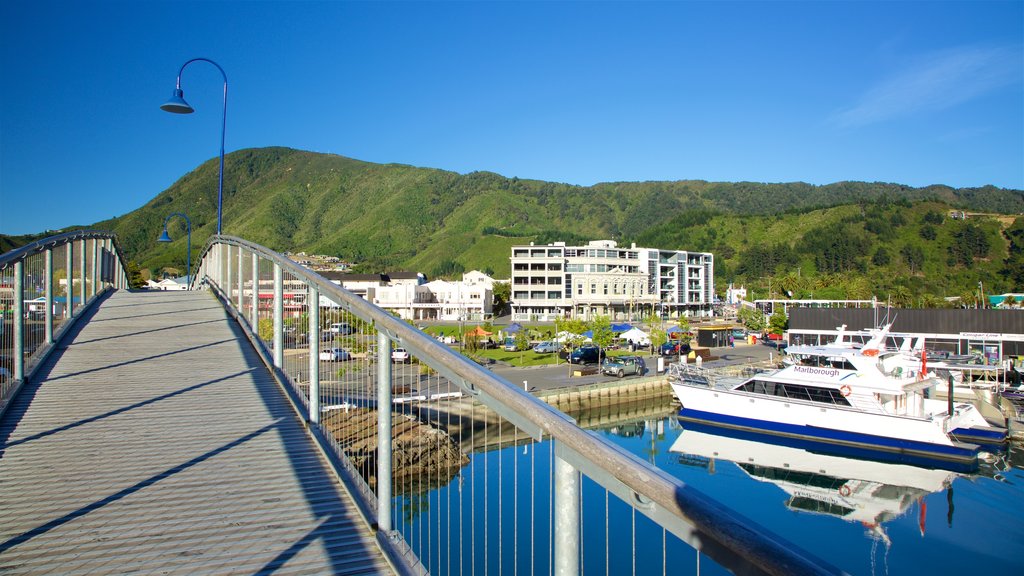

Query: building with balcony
[{"left": 509, "top": 240, "right": 714, "bottom": 322}]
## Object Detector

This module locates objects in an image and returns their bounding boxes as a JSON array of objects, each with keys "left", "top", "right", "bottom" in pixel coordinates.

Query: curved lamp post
[
  {"left": 161, "top": 58, "right": 227, "bottom": 235},
  {"left": 157, "top": 212, "right": 192, "bottom": 288}
]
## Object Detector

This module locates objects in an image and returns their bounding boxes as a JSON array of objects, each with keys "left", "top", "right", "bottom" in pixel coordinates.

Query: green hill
[{"left": 7, "top": 146, "right": 1023, "bottom": 300}]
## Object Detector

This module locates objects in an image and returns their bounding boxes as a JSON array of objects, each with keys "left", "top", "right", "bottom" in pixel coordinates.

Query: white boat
[{"left": 668, "top": 325, "right": 1007, "bottom": 465}]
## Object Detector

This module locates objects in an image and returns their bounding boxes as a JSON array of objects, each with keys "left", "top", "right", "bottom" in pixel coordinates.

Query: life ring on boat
[
  {"left": 839, "top": 385, "right": 852, "bottom": 397},
  {"left": 839, "top": 485, "right": 851, "bottom": 497}
]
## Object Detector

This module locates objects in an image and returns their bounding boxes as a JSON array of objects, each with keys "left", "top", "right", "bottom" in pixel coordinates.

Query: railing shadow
[
  {"left": 0, "top": 290, "right": 390, "bottom": 573},
  {"left": 219, "top": 313, "right": 388, "bottom": 573},
  {"left": 0, "top": 421, "right": 279, "bottom": 554}
]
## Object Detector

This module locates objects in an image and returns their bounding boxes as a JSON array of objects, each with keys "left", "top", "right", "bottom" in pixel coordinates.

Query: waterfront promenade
[{"left": 0, "top": 290, "right": 392, "bottom": 575}]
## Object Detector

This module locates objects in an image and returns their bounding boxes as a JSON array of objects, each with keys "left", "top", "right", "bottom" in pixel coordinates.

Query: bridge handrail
[
  {"left": 195, "top": 235, "right": 843, "bottom": 576},
  {"left": 1, "top": 230, "right": 129, "bottom": 418},
  {"left": 0, "top": 229, "right": 127, "bottom": 271}
]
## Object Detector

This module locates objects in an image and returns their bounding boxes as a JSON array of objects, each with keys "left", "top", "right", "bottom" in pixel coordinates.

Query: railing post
[
  {"left": 66, "top": 241, "right": 74, "bottom": 317},
  {"left": 78, "top": 238, "right": 86, "bottom": 313},
  {"left": 44, "top": 247, "right": 53, "bottom": 344},
  {"left": 308, "top": 284, "right": 320, "bottom": 424},
  {"left": 91, "top": 238, "right": 98, "bottom": 299},
  {"left": 251, "top": 251, "right": 259, "bottom": 329},
  {"left": 237, "top": 245, "right": 244, "bottom": 312},
  {"left": 13, "top": 261, "right": 24, "bottom": 382},
  {"left": 225, "top": 243, "right": 233, "bottom": 301},
  {"left": 273, "top": 263, "right": 284, "bottom": 368},
  {"left": 377, "top": 331, "right": 393, "bottom": 532},
  {"left": 554, "top": 449, "right": 580, "bottom": 576}
]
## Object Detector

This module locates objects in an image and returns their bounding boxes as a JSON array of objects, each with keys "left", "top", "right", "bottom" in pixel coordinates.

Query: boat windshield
[
  {"left": 736, "top": 379, "right": 853, "bottom": 407},
  {"left": 792, "top": 354, "right": 856, "bottom": 371}
]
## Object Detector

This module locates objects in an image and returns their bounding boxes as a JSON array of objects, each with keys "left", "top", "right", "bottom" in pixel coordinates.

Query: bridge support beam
[
  {"left": 554, "top": 446, "right": 580, "bottom": 576},
  {"left": 13, "top": 261, "right": 24, "bottom": 382},
  {"left": 273, "top": 263, "right": 283, "bottom": 369},
  {"left": 223, "top": 243, "right": 231, "bottom": 295},
  {"left": 44, "top": 248, "right": 53, "bottom": 344},
  {"left": 78, "top": 238, "right": 86, "bottom": 315},
  {"left": 307, "top": 284, "right": 320, "bottom": 424},
  {"left": 377, "top": 331, "right": 393, "bottom": 532},
  {"left": 91, "top": 238, "right": 98, "bottom": 299},
  {"left": 66, "top": 243, "right": 74, "bottom": 317},
  {"left": 250, "top": 252, "right": 258, "bottom": 329},
  {"left": 236, "top": 245, "right": 244, "bottom": 313}
]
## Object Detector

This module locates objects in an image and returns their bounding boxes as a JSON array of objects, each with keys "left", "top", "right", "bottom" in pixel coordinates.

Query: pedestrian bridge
[{"left": 0, "top": 231, "right": 839, "bottom": 576}]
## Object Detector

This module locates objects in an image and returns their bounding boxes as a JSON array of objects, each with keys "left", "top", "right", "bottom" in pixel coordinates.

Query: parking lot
[{"left": 490, "top": 342, "right": 780, "bottom": 393}]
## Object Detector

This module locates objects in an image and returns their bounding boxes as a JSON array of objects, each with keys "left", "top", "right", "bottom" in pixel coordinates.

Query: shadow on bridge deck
[{"left": 0, "top": 290, "right": 393, "bottom": 575}]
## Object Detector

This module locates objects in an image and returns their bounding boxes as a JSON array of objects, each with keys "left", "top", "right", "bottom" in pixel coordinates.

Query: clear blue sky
[{"left": 1, "top": 1, "right": 1021, "bottom": 236}]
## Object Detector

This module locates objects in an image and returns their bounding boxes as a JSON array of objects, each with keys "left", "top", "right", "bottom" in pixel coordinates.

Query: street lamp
[
  {"left": 157, "top": 212, "right": 192, "bottom": 287},
  {"left": 161, "top": 58, "right": 228, "bottom": 235}
]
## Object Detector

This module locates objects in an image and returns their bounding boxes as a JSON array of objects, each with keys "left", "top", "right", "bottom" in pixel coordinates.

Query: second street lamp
[
  {"left": 161, "top": 57, "right": 228, "bottom": 235},
  {"left": 157, "top": 212, "right": 192, "bottom": 288}
]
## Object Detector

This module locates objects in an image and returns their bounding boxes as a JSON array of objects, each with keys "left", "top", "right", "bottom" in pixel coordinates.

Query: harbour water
[{"left": 395, "top": 413, "right": 1024, "bottom": 575}]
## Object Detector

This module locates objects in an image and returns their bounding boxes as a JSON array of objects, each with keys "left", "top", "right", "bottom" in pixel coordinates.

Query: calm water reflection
[
  {"left": 396, "top": 413, "right": 1024, "bottom": 575},
  {"left": 604, "top": 417, "right": 1024, "bottom": 575}
]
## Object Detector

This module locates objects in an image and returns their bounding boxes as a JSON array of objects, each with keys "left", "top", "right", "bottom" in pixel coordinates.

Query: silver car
[{"left": 532, "top": 341, "right": 560, "bottom": 354}]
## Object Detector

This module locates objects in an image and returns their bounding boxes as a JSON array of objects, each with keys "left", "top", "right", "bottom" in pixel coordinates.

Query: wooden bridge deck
[{"left": 0, "top": 290, "right": 393, "bottom": 575}]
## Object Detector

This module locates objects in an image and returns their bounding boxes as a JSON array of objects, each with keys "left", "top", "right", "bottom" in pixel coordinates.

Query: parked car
[
  {"left": 392, "top": 347, "right": 411, "bottom": 363},
  {"left": 318, "top": 348, "right": 351, "bottom": 362},
  {"left": 533, "top": 341, "right": 560, "bottom": 354},
  {"left": 329, "top": 322, "right": 355, "bottom": 335},
  {"left": 601, "top": 355, "right": 645, "bottom": 377},
  {"left": 659, "top": 341, "right": 691, "bottom": 356},
  {"left": 568, "top": 344, "right": 603, "bottom": 364}
]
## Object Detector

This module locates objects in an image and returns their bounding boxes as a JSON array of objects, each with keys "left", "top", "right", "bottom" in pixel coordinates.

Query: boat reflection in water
[{"left": 668, "top": 422, "right": 978, "bottom": 546}]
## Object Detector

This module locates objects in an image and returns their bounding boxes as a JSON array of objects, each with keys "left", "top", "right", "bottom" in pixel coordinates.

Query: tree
[
  {"left": 736, "top": 307, "right": 766, "bottom": 333},
  {"left": 768, "top": 309, "right": 788, "bottom": 335},
  {"left": 871, "top": 247, "right": 891, "bottom": 267},
  {"left": 889, "top": 285, "right": 912, "bottom": 308},
  {"left": 901, "top": 244, "right": 925, "bottom": 275},
  {"left": 949, "top": 223, "right": 991, "bottom": 267},
  {"left": 514, "top": 330, "right": 530, "bottom": 360},
  {"left": 125, "top": 260, "right": 146, "bottom": 289},
  {"left": 649, "top": 327, "right": 668, "bottom": 356},
  {"left": 589, "top": 315, "right": 614, "bottom": 358},
  {"left": 919, "top": 225, "right": 937, "bottom": 241},
  {"left": 492, "top": 281, "right": 511, "bottom": 316},
  {"left": 258, "top": 318, "right": 274, "bottom": 342}
]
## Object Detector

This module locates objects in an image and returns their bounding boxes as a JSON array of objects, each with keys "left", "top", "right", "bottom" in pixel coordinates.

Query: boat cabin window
[
  {"left": 738, "top": 379, "right": 852, "bottom": 407},
  {"left": 794, "top": 354, "right": 855, "bottom": 371}
]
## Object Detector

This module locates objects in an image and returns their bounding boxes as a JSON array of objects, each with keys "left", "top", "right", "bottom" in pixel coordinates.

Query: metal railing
[
  {"left": 194, "top": 235, "right": 843, "bottom": 576},
  {"left": 0, "top": 230, "right": 129, "bottom": 417}
]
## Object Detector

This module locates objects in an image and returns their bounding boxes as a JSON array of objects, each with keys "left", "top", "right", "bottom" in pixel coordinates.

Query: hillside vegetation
[{"left": 6, "top": 146, "right": 1022, "bottom": 301}]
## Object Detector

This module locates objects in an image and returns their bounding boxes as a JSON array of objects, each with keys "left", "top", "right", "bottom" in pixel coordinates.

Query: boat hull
[{"left": 676, "top": 406, "right": 982, "bottom": 466}]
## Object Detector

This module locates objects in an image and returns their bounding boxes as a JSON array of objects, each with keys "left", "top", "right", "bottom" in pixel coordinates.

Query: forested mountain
[{"left": 5, "top": 146, "right": 1023, "bottom": 300}]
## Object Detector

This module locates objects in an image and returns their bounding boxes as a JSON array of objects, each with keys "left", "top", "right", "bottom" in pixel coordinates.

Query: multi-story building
[{"left": 509, "top": 240, "right": 714, "bottom": 321}]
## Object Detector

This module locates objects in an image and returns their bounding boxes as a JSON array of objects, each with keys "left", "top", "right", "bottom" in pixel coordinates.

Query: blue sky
[{"left": 1, "top": 1, "right": 1021, "bottom": 236}]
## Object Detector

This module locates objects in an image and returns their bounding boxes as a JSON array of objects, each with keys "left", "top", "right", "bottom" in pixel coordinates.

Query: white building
[
  {"left": 726, "top": 283, "right": 747, "bottom": 305},
  {"left": 146, "top": 277, "right": 189, "bottom": 291},
  {"left": 509, "top": 240, "right": 714, "bottom": 322},
  {"left": 319, "top": 270, "right": 493, "bottom": 321}
]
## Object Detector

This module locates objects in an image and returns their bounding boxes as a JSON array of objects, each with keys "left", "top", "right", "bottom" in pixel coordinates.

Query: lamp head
[
  {"left": 160, "top": 88, "right": 194, "bottom": 114},
  {"left": 157, "top": 229, "right": 173, "bottom": 243}
]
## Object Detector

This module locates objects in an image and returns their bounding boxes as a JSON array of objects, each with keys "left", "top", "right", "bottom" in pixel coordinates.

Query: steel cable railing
[
  {"left": 0, "top": 230, "right": 129, "bottom": 417},
  {"left": 194, "top": 235, "right": 846, "bottom": 576}
]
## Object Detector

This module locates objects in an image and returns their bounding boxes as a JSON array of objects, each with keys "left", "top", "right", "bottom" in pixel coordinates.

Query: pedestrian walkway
[{"left": 0, "top": 290, "right": 392, "bottom": 575}]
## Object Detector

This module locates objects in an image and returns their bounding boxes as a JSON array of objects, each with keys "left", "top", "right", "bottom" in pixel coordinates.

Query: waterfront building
[
  {"left": 319, "top": 270, "right": 493, "bottom": 321},
  {"left": 787, "top": 307, "right": 1024, "bottom": 361},
  {"left": 509, "top": 240, "right": 713, "bottom": 322}
]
